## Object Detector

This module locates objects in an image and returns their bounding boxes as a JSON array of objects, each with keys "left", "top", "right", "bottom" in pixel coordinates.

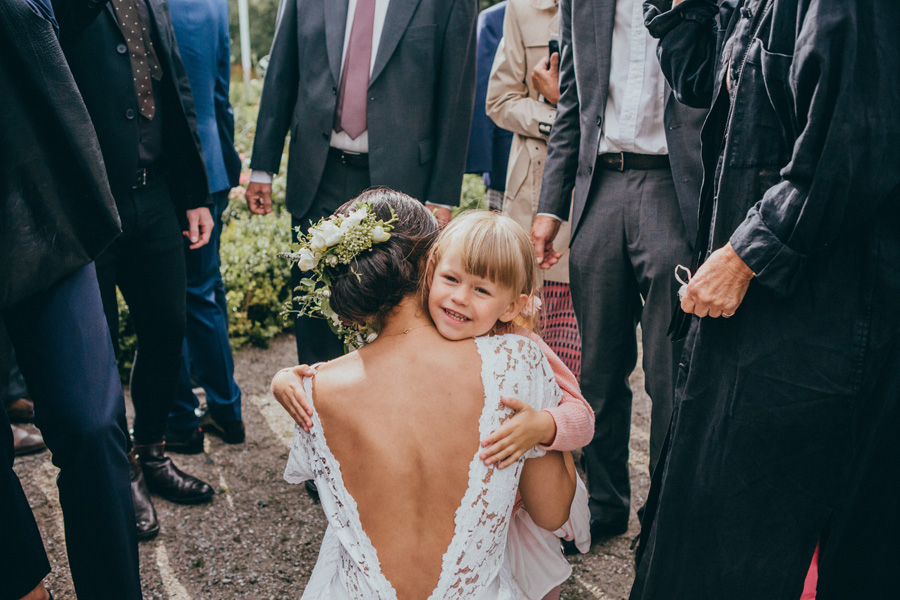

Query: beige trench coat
[{"left": 486, "top": 0, "right": 571, "bottom": 283}]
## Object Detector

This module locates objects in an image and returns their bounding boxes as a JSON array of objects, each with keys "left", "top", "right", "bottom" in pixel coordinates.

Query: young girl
[{"left": 274, "top": 210, "right": 595, "bottom": 599}]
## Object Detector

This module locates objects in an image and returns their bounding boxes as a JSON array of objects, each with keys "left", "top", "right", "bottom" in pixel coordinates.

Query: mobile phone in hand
[{"left": 548, "top": 39, "right": 560, "bottom": 63}]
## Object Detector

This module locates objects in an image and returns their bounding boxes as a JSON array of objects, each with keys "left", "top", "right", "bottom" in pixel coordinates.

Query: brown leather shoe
[
  {"left": 136, "top": 442, "right": 214, "bottom": 505},
  {"left": 128, "top": 450, "right": 160, "bottom": 540},
  {"left": 6, "top": 397, "right": 35, "bottom": 423},
  {"left": 12, "top": 425, "right": 46, "bottom": 456}
]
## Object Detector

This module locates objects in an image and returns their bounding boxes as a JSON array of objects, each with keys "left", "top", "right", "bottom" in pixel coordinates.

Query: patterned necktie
[
  {"left": 334, "top": 0, "right": 377, "bottom": 139},
  {"left": 111, "top": 0, "right": 163, "bottom": 119}
]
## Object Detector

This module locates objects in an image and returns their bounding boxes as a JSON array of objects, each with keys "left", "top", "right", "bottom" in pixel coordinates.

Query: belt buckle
[{"left": 614, "top": 151, "right": 625, "bottom": 172}]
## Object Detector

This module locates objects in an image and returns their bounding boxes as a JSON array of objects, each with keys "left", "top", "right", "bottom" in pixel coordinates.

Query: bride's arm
[{"left": 518, "top": 451, "right": 577, "bottom": 531}]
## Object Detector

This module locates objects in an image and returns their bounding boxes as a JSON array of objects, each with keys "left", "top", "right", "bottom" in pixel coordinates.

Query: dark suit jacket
[
  {"left": 464, "top": 1, "right": 513, "bottom": 192},
  {"left": 170, "top": 0, "right": 241, "bottom": 194},
  {"left": 250, "top": 0, "right": 478, "bottom": 217},
  {"left": 538, "top": 0, "right": 705, "bottom": 245},
  {"left": 0, "top": 0, "right": 120, "bottom": 309},
  {"left": 52, "top": 0, "right": 210, "bottom": 211}
]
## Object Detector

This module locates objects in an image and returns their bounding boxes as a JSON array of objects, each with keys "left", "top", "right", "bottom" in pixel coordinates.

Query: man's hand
[
  {"left": 681, "top": 243, "right": 754, "bottom": 318},
  {"left": 246, "top": 181, "right": 273, "bottom": 215},
  {"left": 530, "top": 215, "right": 563, "bottom": 269},
  {"left": 427, "top": 204, "right": 452, "bottom": 227},
  {"left": 531, "top": 53, "right": 560, "bottom": 106},
  {"left": 183, "top": 207, "right": 214, "bottom": 249},
  {"left": 271, "top": 365, "right": 317, "bottom": 431}
]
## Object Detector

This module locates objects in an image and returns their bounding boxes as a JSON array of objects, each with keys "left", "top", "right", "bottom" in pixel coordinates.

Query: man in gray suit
[
  {"left": 531, "top": 0, "right": 704, "bottom": 541},
  {"left": 246, "top": 0, "right": 477, "bottom": 365}
]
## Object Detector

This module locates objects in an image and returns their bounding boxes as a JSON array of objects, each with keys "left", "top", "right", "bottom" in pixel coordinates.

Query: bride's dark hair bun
[{"left": 328, "top": 188, "right": 439, "bottom": 327}]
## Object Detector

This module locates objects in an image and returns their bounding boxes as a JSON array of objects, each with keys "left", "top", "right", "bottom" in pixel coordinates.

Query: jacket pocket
[
  {"left": 759, "top": 46, "right": 797, "bottom": 146},
  {"left": 418, "top": 138, "right": 434, "bottom": 164}
]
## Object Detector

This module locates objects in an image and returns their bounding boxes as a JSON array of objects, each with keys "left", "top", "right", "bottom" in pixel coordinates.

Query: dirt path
[{"left": 15, "top": 333, "right": 651, "bottom": 599}]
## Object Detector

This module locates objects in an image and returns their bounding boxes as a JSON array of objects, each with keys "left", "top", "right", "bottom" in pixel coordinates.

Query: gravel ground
[{"left": 14, "top": 332, "right": 651, "bottom": 599}]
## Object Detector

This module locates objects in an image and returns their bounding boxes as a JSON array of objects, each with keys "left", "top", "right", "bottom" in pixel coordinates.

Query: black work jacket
[
  {"left": 631, "top": 1, "right": 900, "bottom": 598},
  {"left": 0, "top": 0, "right": 120, "bottom": 309}
]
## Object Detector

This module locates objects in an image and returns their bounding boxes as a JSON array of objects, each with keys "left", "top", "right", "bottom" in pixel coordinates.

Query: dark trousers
[
  {"left": 0, "top": 263, "right": 141, "bottom": 600},
  {"left": 290, "top": 150, "right": 370, "bottom": 364},
  {"left": 569, "top": 166, "right": 691, "bottom": 526},
  {"left": 95, "top": 175, "right": 186, "bottom": 445},
  {"left": 169, "top": 189, "right": 241, "bottom": 430}
]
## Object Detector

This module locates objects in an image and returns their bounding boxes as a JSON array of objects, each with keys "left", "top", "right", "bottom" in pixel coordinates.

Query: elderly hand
[{"left": 681, "top": 243, "right": 754, "bottom": 318}]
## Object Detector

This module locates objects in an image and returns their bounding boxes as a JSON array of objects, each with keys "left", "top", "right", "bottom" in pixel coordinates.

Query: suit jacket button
[
  {"left": 596, "top": 115, "right": 602, "bottom": 127},
  {"left": 588, "top": 166, "right": 593, "bottom": 175},
  {"left": 125, "top": 109, "right": 135, "bottom": 119},
  {"left": 322, "top": 132, "right": 329, "bottom": 140},
  {"left": 117, "top": 43, "right": 128, "bottom": 54}
]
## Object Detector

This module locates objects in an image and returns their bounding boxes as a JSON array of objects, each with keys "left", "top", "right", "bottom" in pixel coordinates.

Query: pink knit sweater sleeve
[{"left": 518, "top": 329, "right": 595, "bottom": 452}]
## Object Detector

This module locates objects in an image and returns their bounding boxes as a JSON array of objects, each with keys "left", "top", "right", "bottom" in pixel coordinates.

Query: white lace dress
[{"left": 284, "top": 334, "right": 562, "bottom": 599}]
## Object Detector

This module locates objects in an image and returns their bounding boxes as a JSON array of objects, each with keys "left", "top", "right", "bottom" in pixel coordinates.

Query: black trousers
[
  {"left": 290, "top": 150, "right": 370, "bottom": 364},
  {"left": 0, "top": 263, "right": 141, "bottom": 600},
  {"left": 95, "top": 175, "right": 186, "bottom": 445}
]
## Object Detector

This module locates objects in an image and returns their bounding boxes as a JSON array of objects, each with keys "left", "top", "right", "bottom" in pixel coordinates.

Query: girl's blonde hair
[{"left": 427, "top": 210, "right": 541, "bottom": 333}]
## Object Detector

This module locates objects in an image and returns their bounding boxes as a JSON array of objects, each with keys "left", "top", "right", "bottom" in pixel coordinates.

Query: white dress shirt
[
  {"left": 250, "top": 0, "right": 391, "bottom": 185},
  {"left": 538, "top": 0, "right": 669, "bottom": 222},
  {"left": 598, "top": 0, "right": 668, "bottom": 155}
]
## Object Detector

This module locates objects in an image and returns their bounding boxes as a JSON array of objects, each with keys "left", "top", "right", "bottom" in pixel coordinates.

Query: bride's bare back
[{"left": 311, "top": 328, "right": 485, "bottom": 600}]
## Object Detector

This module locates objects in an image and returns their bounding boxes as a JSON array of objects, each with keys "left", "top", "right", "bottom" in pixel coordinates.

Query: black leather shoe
[
  {"left": 199, "top": 410, "right": 245, "bottom": 444},
  {"left": 6, "top": 397, "right": 34, "bottom": 423},
  {"left": 12, "top": 424, "right": 46, "bottom": 456},
  {"left": 305, "top": 480, "right": 320, "bottom": 503},
  {"left": 136, "top": 442, "right": 214, "bottom": 505},
  {"left": 164, "top": 426, "right": 205, "bottom": 454},
  {"left": 128, "top": 450, "right": 160, "bottom": 540},
  {"left": 589, "top": 517, "right": 629, "bottom": 543}
]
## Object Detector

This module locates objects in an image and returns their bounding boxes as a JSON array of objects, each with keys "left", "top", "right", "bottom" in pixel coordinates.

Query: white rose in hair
[
  {"left": 296, "top": 248, "right": 319, "bottom": 271},
  {"left": 371, "top": 226, "right": 391, "bottom": 242},
  {"left": 341, "top": 206, "right": 368, "bottom": 231},
  {"left": 318, "top": 221, "right": 343, "bottom": 247}
]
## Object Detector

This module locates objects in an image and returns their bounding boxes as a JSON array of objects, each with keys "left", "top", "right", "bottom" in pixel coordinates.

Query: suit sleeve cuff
[
  {"left": 249, "top": 170, "right": 273, "bottom": 184},
  {"left": 537, "top": 212, "right": 565, "bottom": 223},
  {"left": 729, "top": 205, "right": 806, "bottom": 298}
]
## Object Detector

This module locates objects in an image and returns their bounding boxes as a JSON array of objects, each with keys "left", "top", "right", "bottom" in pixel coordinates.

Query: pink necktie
[{"left": 334, "top": 0, "right": 376, "bottom": 139}]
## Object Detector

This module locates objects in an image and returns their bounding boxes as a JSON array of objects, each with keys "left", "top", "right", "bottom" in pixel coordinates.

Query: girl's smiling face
[{"left": 427, "top": 251, "right": 527, "bottom": 341}]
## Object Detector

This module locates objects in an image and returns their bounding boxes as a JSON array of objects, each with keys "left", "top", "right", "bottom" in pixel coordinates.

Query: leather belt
[
  {"left": 329, "top": 147, "right": 369, "bottom": 168},
  {"left": 132, "top": 164, "right": 164, "bottom": 188},
  {"left": 598, "top": 152, "right": 670, "bottom": 172}
]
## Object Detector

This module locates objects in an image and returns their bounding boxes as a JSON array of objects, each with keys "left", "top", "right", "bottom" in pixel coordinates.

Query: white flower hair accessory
[
  {"left": 520, "top": 295, "right": 543, "bottom": 318},
  {"left": 280, "top": 199, "right": 397, "bottom": 349}
]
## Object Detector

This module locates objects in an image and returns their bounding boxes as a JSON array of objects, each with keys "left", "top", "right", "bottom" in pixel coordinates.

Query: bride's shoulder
[
  {"left": 477, "top": 332, "right": 546, "bottom": 365},
  {"left": 309, "top": 352, "right": 366, "bottom": 405}
]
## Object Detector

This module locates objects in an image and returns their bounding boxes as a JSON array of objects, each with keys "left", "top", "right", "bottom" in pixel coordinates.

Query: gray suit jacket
[
  {"left": 250, "top": 0, "right": 477, "bottom": 217},
  {"left": 538, "top": 0, "right": 705, "bottom": 245}
]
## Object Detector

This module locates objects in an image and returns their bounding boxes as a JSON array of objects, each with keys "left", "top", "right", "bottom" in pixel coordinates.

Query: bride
[{"left": 272, "top": 189, "right": 576, "bottom": 599}]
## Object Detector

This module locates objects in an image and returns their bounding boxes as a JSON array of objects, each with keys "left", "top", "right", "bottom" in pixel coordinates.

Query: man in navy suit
[
  {"left": 166, "top": 0, "right": 245, "bottom": 453},
  {"left": 465, "top": 1, "right": 512, "bottom": 211}
]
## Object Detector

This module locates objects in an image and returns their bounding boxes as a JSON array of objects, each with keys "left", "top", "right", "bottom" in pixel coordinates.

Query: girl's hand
[
  {"left": 270, "top": 365, "right": 316, "bottom": 431},
  {"left": 479, "top": 397, "right": 557, "bottom": 469}
]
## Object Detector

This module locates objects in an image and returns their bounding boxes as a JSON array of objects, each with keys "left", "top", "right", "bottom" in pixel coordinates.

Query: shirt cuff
[
  {"left": 729, "top": 205, "right": 806, "bottom": 298},
  {"left": 425, "top": 202, "right": 452, "bottom": 211},
  {"left": 249, "top": 170, "right": 273, "bottom": 184},
  {"left": 537, "top": 212, "right": 565, "bottom": 223},
  {"left": 644, "top": 0, "right": 719, "bottom": 40}
]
